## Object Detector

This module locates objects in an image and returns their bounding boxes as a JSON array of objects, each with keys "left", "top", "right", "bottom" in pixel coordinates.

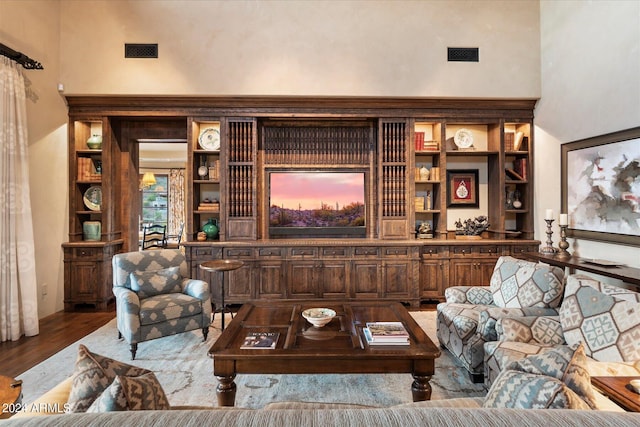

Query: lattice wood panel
[
  {"left": 381, "top": 121, "right": 407, "bottom": 218},
  {"left": 263, "top": 126, "right": 370, "bottom": 165},
  {"left": 228, "top": 120, "right": 254, "bottom": 218}
]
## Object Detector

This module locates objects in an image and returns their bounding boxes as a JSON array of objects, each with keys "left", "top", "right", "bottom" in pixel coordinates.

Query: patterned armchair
[
  {"left": 112, "top": 249, "right": 212, "bottom": 359},
  {"left": 436, "top": 256, "right": 565, "bottom": 383},
  {"left": 484, "top": 274, "right": 640, "bottom": 387}
]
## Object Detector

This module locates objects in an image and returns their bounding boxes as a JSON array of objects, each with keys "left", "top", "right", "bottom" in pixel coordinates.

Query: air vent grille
[
  {"left": 125, "top": 44, "right": 158, "bottom": 58},
  {"left": 447, "top": 47, "right": 479, "bottom": 62}
]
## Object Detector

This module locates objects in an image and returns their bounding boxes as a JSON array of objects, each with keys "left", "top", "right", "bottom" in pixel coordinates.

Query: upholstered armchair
[
  {"left": 436, "top": 256, "right": 565, "bottom": 382},
  {"left": 112, "top": 249, "right": 212, "bottom": 359}
]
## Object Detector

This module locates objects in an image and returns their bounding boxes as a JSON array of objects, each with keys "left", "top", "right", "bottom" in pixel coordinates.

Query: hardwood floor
[{"left": 0, "top": 309, "right": 115, "bottom": 379}]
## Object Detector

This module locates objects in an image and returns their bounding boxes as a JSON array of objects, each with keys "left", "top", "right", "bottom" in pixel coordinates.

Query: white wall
[{"left": 535, "top": 1, "right": 640, "bottom": 268}]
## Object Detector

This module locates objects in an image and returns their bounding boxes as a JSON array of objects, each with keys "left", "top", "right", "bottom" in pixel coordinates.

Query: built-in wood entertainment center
[{"left": 63, "top": 96, "right": 539, "bottom": 310}]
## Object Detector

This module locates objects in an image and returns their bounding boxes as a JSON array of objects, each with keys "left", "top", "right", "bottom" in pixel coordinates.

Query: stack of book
[
  {"left": 198, "top": 200, "right": 220, "bottom": 211},
  {"left": 420, "top": 140, "right": 439, "bottom": 152},
  {"left": 77, "top": 157, "right": 102, "bottom": 181},
  {"left": 363, "top": 321, "right": 410, "bottom": 346},
  {"left": 514, "top": 158, "right": 528, "bottom": 180},
  {"left": 240, "top": 331, "right": 279, "bottom": 349}
]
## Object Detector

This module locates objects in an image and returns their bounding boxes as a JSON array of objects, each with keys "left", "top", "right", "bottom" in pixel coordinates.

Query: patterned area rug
[{"left": 18, "top": 310, "right": 485, "bottom": 408}]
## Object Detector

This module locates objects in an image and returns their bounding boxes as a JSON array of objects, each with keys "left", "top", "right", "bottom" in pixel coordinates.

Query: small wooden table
[
  {"left": 0, "top": 376, "right": 22, "bottom": 419},
  {"left": 199, "top": 260, "right": 245, "bottom": 330},
  {"left": 208, "top": 300, "right": 440, "bottom": 407},
  {"left": 591, "top": 376, "right": 640, "bottom": 412}
]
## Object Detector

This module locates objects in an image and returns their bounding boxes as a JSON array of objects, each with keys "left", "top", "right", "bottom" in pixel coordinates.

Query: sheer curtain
[
  {"left": 168, "top": 168, "right": 185, "bottom": 239},
  {"left": 0, "top": 56, "right": 39, "bottom": 342}
]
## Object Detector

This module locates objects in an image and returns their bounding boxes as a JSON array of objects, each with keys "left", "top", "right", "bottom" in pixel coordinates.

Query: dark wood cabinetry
[{"left": 64, "top": 96, "right": 539, "bottom": 308}]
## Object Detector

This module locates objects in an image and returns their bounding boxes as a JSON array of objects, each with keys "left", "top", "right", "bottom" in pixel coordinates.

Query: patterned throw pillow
[
  {"left": 86, "top": 372, "right": 170, "bottom": 412},
  {"left": 490, "top": 256, "right": 565, "bottom": 309},
  {"left": 482, "top": 370, "right": 591, "bottom": 409},
  {"left": 67, "top": 345, "right": 152, "bottom": 412},
  {"left": 505, "top": 343, "right": 597, "bottom": 409},
  {"left": 559, "top": 275, "right": 640, "bottom": 362},
  {"left": 130, "top": 266, "right": 182, "bottom": 299}
]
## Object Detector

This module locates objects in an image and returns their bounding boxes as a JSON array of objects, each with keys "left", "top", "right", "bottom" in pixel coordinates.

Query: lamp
[{"left": 139, "top": 172, "right": 156, "bottom": 190}]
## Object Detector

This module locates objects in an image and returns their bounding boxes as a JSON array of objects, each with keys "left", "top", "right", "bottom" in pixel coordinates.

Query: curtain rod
[{"left": 0, "top": 43, "right": 43, "bottom": 70}]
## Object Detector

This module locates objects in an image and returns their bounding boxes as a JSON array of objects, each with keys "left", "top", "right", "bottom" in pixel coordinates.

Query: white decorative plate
[
  {"left": 83, "top": 186, "right": 102, "bottom": 211},
  {"left": 454, "top": 128, "right": 474, "bottom": 149},
  {"left": 198, "top": 128, "right": 220, "bottom": 151}
]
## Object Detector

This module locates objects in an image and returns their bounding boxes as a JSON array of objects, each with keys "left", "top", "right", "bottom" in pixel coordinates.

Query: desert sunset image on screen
[{"left": 269, "top": 172, "right": 365, "bottom": 228}]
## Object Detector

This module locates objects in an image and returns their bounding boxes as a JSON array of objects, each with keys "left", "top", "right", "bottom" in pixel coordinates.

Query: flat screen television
[{"left": 268, "top": 171, "right": 366, "bottom": 238}]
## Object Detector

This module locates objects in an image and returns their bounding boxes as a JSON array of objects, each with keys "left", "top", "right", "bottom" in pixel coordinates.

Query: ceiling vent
[
  {"left": 447, "top": 47, "right": 479, "bottom": 62},
  {"left": 125, "top": 43, "right": 158, "bottom": 59}
]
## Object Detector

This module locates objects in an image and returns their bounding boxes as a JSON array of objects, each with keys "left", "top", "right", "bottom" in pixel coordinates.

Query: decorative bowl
[
  {"left": 630, "top": 379, "right": 640, "bottom": 394},
  {"left": 302, "top": 308, "right": 336, "bottom": 328}
]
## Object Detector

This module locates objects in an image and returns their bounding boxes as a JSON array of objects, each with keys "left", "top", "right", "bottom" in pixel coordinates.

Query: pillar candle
[
  {"left": 559, "top": 213, "right": 568, "bottom": 226},
  {"left": 545, "top": 209, "right": 553, "bottom": 220}
]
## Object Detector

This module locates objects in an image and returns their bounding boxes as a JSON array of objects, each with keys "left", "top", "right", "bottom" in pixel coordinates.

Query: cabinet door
[
  {"left": 351, "top": 261, "right": 380, "bottom": 298},
  {"left": 382, "top": 261, "right": 411, "bottom": 298},
  {"left": 419, "top": 260, "right": 448, "bottom": 300},
  {"left": 287, "top": 261, "right": 320, "bottom": 298},
  {"left": 319, "top": 260, "right": 349, "bottom": 298},
  {"left": 226, "top": 263, "right": 254, "bottom": 302},
  {"left": 68, "top": 262, "right": 98, "bottom": 300},
  {"left": 477, "top": 259, "right": 497, "bottom": 286},
  {"left": 449, "top": 259, "right": 479, "bottom": 287},
  {"left": 254, "top": 261, "right": 285, "bottom": 299}
]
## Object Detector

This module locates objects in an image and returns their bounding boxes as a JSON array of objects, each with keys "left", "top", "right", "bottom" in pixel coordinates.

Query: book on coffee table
[
  {"left": 240, "top": 332, "right": 279, "bottom": 349},
  {"left": 364, "top": 322, "right": 409, "bottom": 344},
  {"left": 363, "top": 327, "right": 409, "bottom": 346}
]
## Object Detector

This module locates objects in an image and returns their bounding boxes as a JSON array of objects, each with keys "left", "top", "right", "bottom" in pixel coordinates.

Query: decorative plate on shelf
[
  {"left": 454, "top": 128, "right": 474, "bottom": 149},
  {"left": 83, "top": 186, "right": 102, "bottom": 211},
  {"left": 198, "top": 128, "right": 220, "bottom": 151}
]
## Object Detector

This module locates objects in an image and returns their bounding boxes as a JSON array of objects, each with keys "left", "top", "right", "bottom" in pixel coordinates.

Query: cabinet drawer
[
  {"left": 321, "top": 247, "right": 347, "bottom": 257},
  {"left": 193, "top": 247, "right": 222, "bottom": 258},
  {"left": 478, "top": 245, "right": 500, "bottom": 256},
  {"left": 421, "top": 246, "right": 447, "bottom": 258},
  {"left": 354, "top": 247, "right": 379, "bottom": 257},
  {"left": 258, "top": 247, "right": 284, "bottom": 257},
  {"left": 452, "top": 245, "right": 500, "bottom": 257},
  {"left": 72, "top": 248, "right": 100, "bottom": 259},
  {"left": 224, "top": 248, "right": 254, "bottom": 259},
  {"left": 383, "top": 247, "right": 409, "bottom": 257},
  {"left": 510, "top": 245, "right": 536, "bottom": 256},
  {"left": 289, "top": 247, "right": 318, "bottom": 258}
]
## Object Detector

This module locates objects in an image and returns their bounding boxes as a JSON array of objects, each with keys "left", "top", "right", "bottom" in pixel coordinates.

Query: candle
[
  {"left": 559, "top": 214, "right": 568, "bottom": 226},
  {"left": 545, "top": 209, "right": 553, "bottom": 220}
]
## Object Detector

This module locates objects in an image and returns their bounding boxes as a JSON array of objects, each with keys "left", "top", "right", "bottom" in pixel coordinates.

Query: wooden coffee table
[
  {"left": 0, "top": 376, "right": 22, "bottom": 419},
  {"left": 208, "top": 300, "right": 440, "bottom": 407}
]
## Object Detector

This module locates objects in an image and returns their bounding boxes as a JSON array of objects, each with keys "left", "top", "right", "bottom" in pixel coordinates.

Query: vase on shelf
[
  {"left": 202, "top": 218, "right": 219, "bottom": 240},
  {"left": 512, "top": 190, "right": 522, "bottom": 209},
  {"left": 83, "top": 221, "right": 101, "bottom": 241},
  {"left": 86, "top": 134, "right": 102, "bottom": 150}
]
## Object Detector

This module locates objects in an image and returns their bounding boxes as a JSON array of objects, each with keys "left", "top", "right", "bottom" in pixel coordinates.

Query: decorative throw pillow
[
  {"left": 482, "top": 369, "right": 591, "bottom": 409},
  {"left": 505, "top": 343, "right": 597, "bottom": 409},
  {"left": 559, "top": 275, "right": 640, "bottom": 362},
  {"left": 490, "top": 256, "right": 565, "bottom": 309},
  {"left": 130, "top": 266, "right": 182, "bottom": 299},
  {"left": 86, "top": 372, "right": 170, "bottom": 412},
  {"left": 67, "top": 345, "right": 152, "bottom": 412}
]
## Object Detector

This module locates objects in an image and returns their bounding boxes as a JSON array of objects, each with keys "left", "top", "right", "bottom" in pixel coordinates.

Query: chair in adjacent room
[
  {"left": 164, "top": 222, "right": 184, "bottom": 249},
  {"left": 112, "top": 249, "right": 212, "bottom": 359},
  {"left": 141, "top": 224, "right": 167, "bottom": 250}
]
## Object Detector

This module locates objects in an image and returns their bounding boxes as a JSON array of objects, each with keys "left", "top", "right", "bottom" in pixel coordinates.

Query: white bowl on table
[{"left": 302, "top": 308, "right": 336, "bottom": 328}]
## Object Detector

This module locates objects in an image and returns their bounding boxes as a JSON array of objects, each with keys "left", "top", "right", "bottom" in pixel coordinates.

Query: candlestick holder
[
  {"left": 557, "top": 224, "right": 571, "bottom": 258},
  {"left": 540, "top": 219, "right": 558, "bottom": 254}
]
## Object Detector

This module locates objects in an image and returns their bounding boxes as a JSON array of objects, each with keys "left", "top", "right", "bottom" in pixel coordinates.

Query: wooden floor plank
[{"left": 0, "top": 310, "right": 115, "bottom": 379}]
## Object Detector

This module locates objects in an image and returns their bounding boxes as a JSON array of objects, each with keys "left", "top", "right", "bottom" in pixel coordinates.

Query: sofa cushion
[
  {"left": 490, "top": 256, "right": 564, "bottom": 309},
  {"left": 505, "top": 343, "right": 597, "bottom": 409},
  {"left": 559, "top": 275, "right": 640, "bottom": 362},
  {"left": 482, "top": 370, "right": 591, "bottom": 410},
  {"left": 86, "top": 372, "right": 170, "bottom": 412},
  {"left": 67, "top": 345, "right": 152, "bottom": 412},
  {"left": 130, "top": 266, "right": 182, "bottom": 299}
]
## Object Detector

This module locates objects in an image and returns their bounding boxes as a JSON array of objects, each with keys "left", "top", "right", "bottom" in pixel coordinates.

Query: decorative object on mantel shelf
[
  {"left": 454, "top": 216, "right": 489, "bottom": 240},
  {"left": 86, "top": 134, "right": 102, "bottom": 149},
  {"left": 202, "top": 218, "right": 219, "bottom": 240},
  {"left": 540, "top": 209, "right": 558, "bottom": 254}
]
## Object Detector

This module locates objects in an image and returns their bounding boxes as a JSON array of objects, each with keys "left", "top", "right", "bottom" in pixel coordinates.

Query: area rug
[{"left": 17, "top": 310, "right": 486, "bottom": 408}]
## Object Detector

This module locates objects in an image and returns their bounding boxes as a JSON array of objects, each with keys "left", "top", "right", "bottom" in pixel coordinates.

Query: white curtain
[
  {"left": 168, "top": 169, "right": 185, "bottom": 238},
  {"left": 0, "top": 56, "right": 39, "bottom": 342}
]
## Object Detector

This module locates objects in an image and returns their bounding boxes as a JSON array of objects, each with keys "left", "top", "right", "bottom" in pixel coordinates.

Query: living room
[{"left": 0, "top": 1, "right": 639, "bottom": 424}]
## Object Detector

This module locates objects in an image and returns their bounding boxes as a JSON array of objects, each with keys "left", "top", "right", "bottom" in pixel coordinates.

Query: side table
[
  {"left": 199, "top": 260, "right": 244, "bottom": 330},
  {"left": 0, "top": 376, "right": 22, "bottom": 419},
  {"left": 591, "top": 376, "right": 640, "bottom": 412}
]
